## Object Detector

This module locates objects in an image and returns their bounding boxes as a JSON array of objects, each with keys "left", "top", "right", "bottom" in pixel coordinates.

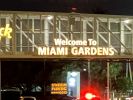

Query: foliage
[
  {"left": 50, "top": 61, "right": 87, "bottom": 82},
  {"left": 50, "top": 61, "right": 133, "bottom": 94},
  {"left": 109, "top": 63, "right": 133, "bottom": 93},
  {"left": 109, "top": 63, "right": 122, "bottom": 78},
  {"left": 114, "top": 77, "right": 133, "bottom": 93},
  {"left": 90, "top": 61, "right": 107, "bottom": 87}
]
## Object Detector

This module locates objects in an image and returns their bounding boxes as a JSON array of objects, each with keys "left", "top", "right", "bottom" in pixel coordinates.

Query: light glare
[
  {"left": 70, "top": 72, "right": 78, "bottom": 77},
  {"left": 85, "top": 93, "right": 96, "bottom": 99},
  {"left": 47, "top": 16, "right": 53, "bottom": 20},
  {"left": 124, "top": 19, "right": 130, "bottom": 23},
  {"left": 68, "top": 77, "right": 76, "bottom": 87}
]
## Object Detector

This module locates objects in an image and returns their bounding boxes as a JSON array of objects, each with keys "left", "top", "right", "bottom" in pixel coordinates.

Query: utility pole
[
  {"left": 126, "top": 59, "right": 132, "bottom": 82},
  {"left": 107, "top": 61, "right": 110, "bottom": 100},
  {"left": 88, "top": 61, "right": 91, "bottom": 85}
]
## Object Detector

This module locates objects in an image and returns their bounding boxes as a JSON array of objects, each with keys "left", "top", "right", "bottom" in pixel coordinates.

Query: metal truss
[{"left": 0, "top": 11, "right": 133, "bottom": 59}]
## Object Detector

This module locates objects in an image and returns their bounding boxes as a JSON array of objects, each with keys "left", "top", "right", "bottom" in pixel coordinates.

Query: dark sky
[{"left": 0, "top": 0, "right": 133, "bottom": 15}]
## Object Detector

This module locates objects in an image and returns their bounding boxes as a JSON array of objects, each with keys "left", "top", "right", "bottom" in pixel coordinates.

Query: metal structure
[
  {"left": 0, "top": 11, "right": 133, "bottom": 59},
  {"left": 0, "top": 11, "right": 132, "bottom": 100}
]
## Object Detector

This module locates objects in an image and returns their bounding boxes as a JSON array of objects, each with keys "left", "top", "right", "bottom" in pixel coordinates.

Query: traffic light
[
  {"left": 85, "top": 93, "right": 96, "bottom": 100},
  {"left": 85, "top": 92, "right": 101, "bottom": 100},
  {"left": 80, "top": 86, "right": 101, "bottom": 100}
]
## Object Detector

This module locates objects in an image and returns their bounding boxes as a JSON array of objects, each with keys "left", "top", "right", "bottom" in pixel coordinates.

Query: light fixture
[
  {"left": 47, "top": 15, "right": 53, "bottom": 20},
  {"left": 83, "top": 68, "right": 87, "bottom": 71},
  {"left": 123, "top": 19, "right": 130, "bottom": 23}
]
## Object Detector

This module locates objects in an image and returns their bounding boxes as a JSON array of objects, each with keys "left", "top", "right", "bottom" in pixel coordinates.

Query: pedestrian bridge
[{"left": 0, "top": 11, "right": 133, "bottom": 60}]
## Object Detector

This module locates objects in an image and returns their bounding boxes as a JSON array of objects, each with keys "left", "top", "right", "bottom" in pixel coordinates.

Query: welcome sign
[{"left": 38, "top": 39, "right": 115, "bottom": 56}]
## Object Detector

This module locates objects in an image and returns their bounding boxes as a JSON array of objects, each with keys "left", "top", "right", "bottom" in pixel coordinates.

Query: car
[
  {"left": 52, "top": 95, "right": 77, "bottom": 100},
  {"left": 1, "top": 88, "right": 36, "bottom": 100},
  {"left": 20, "top": 96, "right": 37, "bottom": 100}
]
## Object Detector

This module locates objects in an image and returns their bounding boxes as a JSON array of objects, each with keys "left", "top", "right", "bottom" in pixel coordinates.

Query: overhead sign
[
  {"left": 38, "top": 39, "right": 115, "bottom": 56},
  {"left": 51, "top": 83, "right": 67, "bottom": 94},
  {"left": 0, "top": 24, "right": 12, "bottom": 40}
]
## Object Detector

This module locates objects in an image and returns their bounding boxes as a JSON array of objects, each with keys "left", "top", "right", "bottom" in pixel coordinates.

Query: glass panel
[
  {"left": 110, "top": 23, "right": 120, "bottom": 32},
  {"left": 125, "top": 34, "right": 132, "bottom": 48}
]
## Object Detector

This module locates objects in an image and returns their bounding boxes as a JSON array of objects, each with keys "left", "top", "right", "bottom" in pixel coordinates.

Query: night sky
[{"left": 0, "top": 0, "right": 133, "bottom": 15}]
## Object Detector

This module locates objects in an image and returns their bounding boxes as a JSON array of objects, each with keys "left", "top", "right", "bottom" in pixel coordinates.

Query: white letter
[
  {"left": 54, "top": 39, "right": 62, "bottom": 45},
  {"left": 97, "top": 47, "right": 103, "bottom": 55},
  {"left": 88, "top": 39, "right": 93, "bottom": 45},
  {"left": 78, "top": 47, "right": 85, "bottom": 55},
  {"left": 83, "top": 40, "right": 87, "bottom": 46},
  {"left": 109, "top": 48, "right": 115, "bottom": 55},
  {"left": 90, "top": 47, "right": 97, "bottom": 55},
  {"left": 84, "top": 47, "right": 90, "bottom": 55},
  {"left": 38, "top": 47, "right": 47, "bottom": 55},
  {"left": 50, "top": 47, "right": 56, "bottom": 55},
  {"left": 102, "top": 48, "right": 109, "bottom": 55},
  {"left": 56, "top": 47, "right": 68, "bottom": 55},
  {"left": 71, "top": 47, "right": 78, "bottom": 55}
]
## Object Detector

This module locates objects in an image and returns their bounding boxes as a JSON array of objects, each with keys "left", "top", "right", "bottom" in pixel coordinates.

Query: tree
[
  {"left": 50, "top": 61, "right": 133, "bottom": 95},
  {"left": 114, "top": 77, "right": 133, "bottom": 93},
  {"left": 50, "top": 61, "right": 87, "bottom": 82}
]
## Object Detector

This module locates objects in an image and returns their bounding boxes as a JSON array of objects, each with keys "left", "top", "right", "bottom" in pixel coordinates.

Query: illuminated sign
[
  {"left": 51, "top": 83, "right": 67, "bottom": 94},
  {"left": 38, "top": 39, "right": 115, "bottom": 56},
  {"left": 0, "top": 24, "right": 12, "bottom": 40}
]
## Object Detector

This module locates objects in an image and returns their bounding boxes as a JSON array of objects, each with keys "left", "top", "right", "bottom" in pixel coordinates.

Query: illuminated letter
[
  {"left": 50, "top": 47, "right": 56, "bottom": 55},
  {"left": 90, "top": 47, "right": 97, "bottom": 55},
  {"left": 71, "top": 47, "right": 78, "bottom": 55},
  {"left": 88, "top": 39, "right": 97, "bottom": 46},
  {"left": 78, "top": 47, "right": 85, "bottom": 55},
  {"left": 84, "top": 47, "right": 90, "bottom": 55},
  {"left": 0, "top": 24, "right": 12, "bottom": 40},
  {"left": 56, "top": 47, "right": 68, "bottom": 55},
  {"left": 88, "top": 39, "right": 93, "bottom": 45},
  {"left": 97, "top": 47, "right": 103, "bottom": 55},
  {"left": 54, "top": 39, "right": 62, "bottom": 45},
  {"left": 102, "top": 47, "right": 109, "bottom": 55},
  {"left": 83, "top": 40, "right": 87, "bottom": 46},
  {"left": 38, "top": 47, "right": 47, "bottom": 55},
  {"left": 109, "top": 48, "right": 115, "bottom": 55},
  {"left": 4, "top": 24, "right": 12, "bottom": 38}
]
